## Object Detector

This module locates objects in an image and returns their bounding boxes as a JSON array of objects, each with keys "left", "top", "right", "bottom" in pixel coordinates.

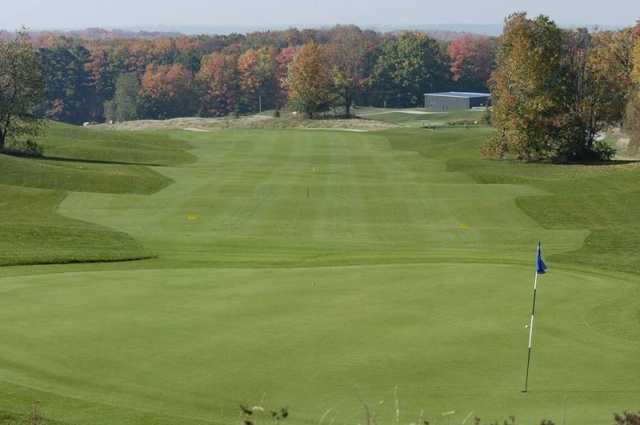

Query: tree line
[
  {"left": 13, "top": 26, "right": 495, "bottom": 123},
  {"left": 2, "top": 18, "right": 639, "bottom": 162}
]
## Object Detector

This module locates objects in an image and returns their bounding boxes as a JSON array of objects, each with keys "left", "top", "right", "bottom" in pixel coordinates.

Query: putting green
[
  {"left": 1, "top": 264, "right": 638, "bottom": 425},
  {"left": 0, "top": 264, "right": 640, "bottom": 424},
  {"left": 1, "top": 125, "right": 639, "bottom": 425}
]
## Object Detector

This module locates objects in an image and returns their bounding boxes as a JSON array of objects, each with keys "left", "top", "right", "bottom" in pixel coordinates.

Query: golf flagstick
[
  {"left": 522, "top": 269, "right": 538, "bottom": 393},
  {"left": 523, "top": 242, "right": 547, "bottom": 393}
]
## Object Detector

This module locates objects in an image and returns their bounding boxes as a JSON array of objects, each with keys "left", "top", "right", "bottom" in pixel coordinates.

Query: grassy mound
[
  {"left": 0, "top": 153, "right": 174, "bottom": 194},
  {"left": 0, "top": 122, "right": 193, "bottom": 265},
  {"left": 41, "top": 122, "right": 195, "bottom": 165},
  {"left": 0, "top": 184, "right": 149, "bottom": 266}
]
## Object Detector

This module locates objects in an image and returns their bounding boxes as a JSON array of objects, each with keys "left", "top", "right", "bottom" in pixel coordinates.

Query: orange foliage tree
[
  {"left": 139, "top": 64, "right": 196, "bottom": 118},
  {"left": 287, "top": 43, "right": 335, "bottom": 118},
  {"left": 628, "top": 23, "right": 640, "bottom": 152}
]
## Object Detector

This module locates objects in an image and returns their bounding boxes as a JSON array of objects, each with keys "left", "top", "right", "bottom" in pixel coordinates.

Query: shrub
[
  {"left": 2, "top": 139, "right": 44, "bottom": 158},
  {"left": 481, "top": 134, "right": 509, "bottom": 159},
  {"left": 614, "top": 411, "right": 640, "bottom": 425},
  {"left": 482, "top": 108, "right": 492, "bottom": 125},
  {"left": 240, "top": 404, "right": 288, "bottom": 425}
]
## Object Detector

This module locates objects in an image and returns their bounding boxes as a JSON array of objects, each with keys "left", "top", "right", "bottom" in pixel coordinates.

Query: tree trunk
[
  {"left": 0, "top": 130, "right": 5, "bottom": 151},
  {"left": 345, "top": 89, "right": 352, "bottom": 118}
]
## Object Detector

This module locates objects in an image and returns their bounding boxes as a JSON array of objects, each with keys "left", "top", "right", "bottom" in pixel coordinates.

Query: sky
[{"left": 0, "top": 0, "right": 637, "bottom": 31}]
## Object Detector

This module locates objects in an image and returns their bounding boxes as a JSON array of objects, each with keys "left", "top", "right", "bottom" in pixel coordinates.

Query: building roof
[{"left": 425, "top": 92, "right": 491, "bottom": 98}]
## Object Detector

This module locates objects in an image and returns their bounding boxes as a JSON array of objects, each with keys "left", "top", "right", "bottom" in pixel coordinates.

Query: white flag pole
[{"left": 523, "top": 246, "right": 540, "bottom": 393}]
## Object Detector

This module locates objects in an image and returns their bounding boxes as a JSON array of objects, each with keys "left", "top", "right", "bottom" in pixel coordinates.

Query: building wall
[
  {"left": 425, "top": 95, "right": 470, "bottom": 111},
  {"left": 424, "top": 95, "right": 490, "bottom": 111},
  {"left": 469, "top": 96, "right": 491, "bottom": 108}
]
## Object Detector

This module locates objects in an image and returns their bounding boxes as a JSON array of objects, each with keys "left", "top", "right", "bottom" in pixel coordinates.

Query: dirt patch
[
  {"left": 183, "top": 127, "right": 211, "bottom": 133},
  {"left": 94, "top": 115, "right": 272, "bottom": 131},
  {"left": 299, "top": 128, "right": 370, "bottom": 133},
  {"left": 617, "top": 137, "right": 630, "bottom": 151}
]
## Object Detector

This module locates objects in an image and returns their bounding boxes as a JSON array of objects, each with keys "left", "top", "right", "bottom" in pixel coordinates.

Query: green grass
[
  {"left": 0, "top": 123, "right": 639, "bottom": 425},
  {"left": 0, "top": 183, "right": 149, "bottom": 266},
  {"left": 0, "top": 122, "right": 194, "bottom": 265},
  {"left": 40, "top": 122, "right": 195, "bottom": 165}
]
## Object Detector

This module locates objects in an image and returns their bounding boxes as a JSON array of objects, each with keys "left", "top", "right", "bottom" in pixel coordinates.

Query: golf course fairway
[{"left": 0, "top": 124, "right": 638, "bottom": 425}]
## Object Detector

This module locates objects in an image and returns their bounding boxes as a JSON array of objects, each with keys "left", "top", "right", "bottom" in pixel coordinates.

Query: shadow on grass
[
  {"left": 559, "top": 159, "right": 640, "bottom": 166},
  {"left": 40, "top": 155, "right": 166, "bottom": 167},
  {"left": 1, "top": 150, "right": 168, "bottom": 167}
]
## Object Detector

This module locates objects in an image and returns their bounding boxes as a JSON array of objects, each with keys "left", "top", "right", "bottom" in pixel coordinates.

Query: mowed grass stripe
[{"left": 57, "top": 128, "right": 588, "bottom": 266}]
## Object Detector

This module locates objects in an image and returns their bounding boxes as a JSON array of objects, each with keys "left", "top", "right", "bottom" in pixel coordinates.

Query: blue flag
[{"left": 536, "top": 242, "right": 547, "bottom": 274}]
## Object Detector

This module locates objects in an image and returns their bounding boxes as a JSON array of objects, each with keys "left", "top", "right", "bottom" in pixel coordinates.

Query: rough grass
[
  {"left": 0, "top": 406, "right": 66, "bottom": 425},
  {"left": 97, "top": 114, "right": 396, "bottom": 132}
]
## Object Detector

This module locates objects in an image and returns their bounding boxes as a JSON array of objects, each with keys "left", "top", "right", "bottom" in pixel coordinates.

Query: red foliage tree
[
  {"left": 196, "top": 52, "right": 239, "bottom": 116},
  {"left": 447, "top": 35, "right": 496, "bottom": 90},
  {"left": 237, "top": 47, "right": 278, "bottom": 112},
  {"left": 275, "top": 47, "right": 297, "bottom": 106}
]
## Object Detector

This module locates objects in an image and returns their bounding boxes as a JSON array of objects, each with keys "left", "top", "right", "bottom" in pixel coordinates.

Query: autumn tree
[
  {"left": 196, "top": 52, "right": 239, "bottom": 117},
  {"left": 628, "top": 24, "right": 640, "bottom": 153},
  {"left": 327, "top": 25, "right": 373, "bottom": 117},
  {"left": 237, "top": 48, "right": 278, "bottom": 113},
  {"left": 557, "top": 28, "right": 635, "bottom": 160},
  {"left": 369, "top": 32, "right": 450, "bottom": 107},
  {"left": 275, "top": 46, "right": 297, "bottom": 107},
  {"left": 487, "top": 14, "right": 568, "bottom": 160},
  {"left": 139, "top": 64, "right": 196, "bottom": 119},
  {"left": 287, "top": 43, "right": 335, "bottom": 118},
  {"left": 447, "top": 35, "right": 496, "bottom": 91},
  {"left": 0, "top": 31, "right": 45, "bottom": 151},
  {"left": 488, "top": 14, "right": 633, "bottom": 162}
]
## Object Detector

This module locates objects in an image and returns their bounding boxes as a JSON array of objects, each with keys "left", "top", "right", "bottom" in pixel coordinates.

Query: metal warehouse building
[{"left": 424, "top": 92, "right": 491, "bottom": 111}]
